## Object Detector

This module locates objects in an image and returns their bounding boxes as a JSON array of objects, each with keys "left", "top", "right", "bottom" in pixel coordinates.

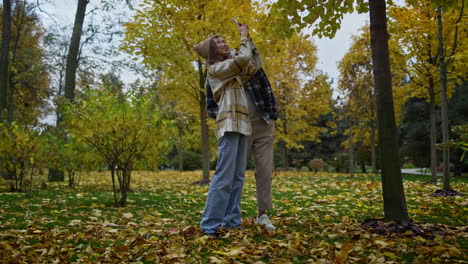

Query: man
[{"left": 206, "top": 67, "right": 278, "bottom": 231}]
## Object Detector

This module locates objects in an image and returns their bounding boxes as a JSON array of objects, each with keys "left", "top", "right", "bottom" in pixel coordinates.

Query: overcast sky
[
  {"left": 312, "top": 12, "right": 368, "bottom": 85},
  {"left": 39, "top": 1, "right": 368, "bottom": 93}
]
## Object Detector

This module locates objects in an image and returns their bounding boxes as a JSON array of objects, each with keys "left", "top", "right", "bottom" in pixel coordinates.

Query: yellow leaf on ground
[
  {"left": 212, "top": 247, "right": 245, "bottom": 257},
  {"left": 375, "top": 240, "right": 390, "bottom": 248},
  {"left": 336, "top": 241, "right": 353, "bottom": 264},
  {"left": 122, "top": 213, "right": 133, "bottom": 218}
]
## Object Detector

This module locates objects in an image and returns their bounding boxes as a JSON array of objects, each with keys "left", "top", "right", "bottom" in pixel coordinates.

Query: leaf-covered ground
[{"left": 0, "top": 171, "right": 466, "bottom": 263}]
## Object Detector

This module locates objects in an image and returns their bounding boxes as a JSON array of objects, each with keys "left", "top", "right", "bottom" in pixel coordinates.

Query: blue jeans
[{"left": 200, "top": 132, "right": 248, "bottom": 235}]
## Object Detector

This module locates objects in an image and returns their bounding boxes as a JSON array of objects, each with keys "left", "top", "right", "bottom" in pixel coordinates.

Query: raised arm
[{"left": 208, "top": 33, "right": 253, "bottom": 80}]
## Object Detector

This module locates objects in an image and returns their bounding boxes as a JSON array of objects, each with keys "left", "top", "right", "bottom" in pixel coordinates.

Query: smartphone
[{"left": 232, "top": 18, "right": 240, "bottom": 25}]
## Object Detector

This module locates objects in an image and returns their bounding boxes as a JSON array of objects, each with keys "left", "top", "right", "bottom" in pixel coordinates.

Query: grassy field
[{"left": 0, "top": 171, "right": 466, "bottom": 263}]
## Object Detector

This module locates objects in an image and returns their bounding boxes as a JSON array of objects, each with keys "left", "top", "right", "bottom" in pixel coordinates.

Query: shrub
[
  {"left": 309, "top": 158, "right": 324, "bottom": 172},
  {"left": 65, "top": 88, "right": 174, "bottom": 206},
  {"left": 171, "top": 150, "right": 203, "bottom": 171},
  {"left": 402, "top": 162, "right": 416, "bottom": 169}
]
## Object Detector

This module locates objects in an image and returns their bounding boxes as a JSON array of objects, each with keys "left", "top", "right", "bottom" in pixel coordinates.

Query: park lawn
[{"left": 0, "top": 171, "right": 466, "bottom": 263}]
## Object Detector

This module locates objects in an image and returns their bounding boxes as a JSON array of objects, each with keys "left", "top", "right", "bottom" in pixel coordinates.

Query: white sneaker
[{"left": 255, "top": 214, "right": 276, "bottom": 231}]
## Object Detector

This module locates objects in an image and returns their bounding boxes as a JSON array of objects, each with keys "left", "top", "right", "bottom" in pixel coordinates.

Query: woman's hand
[{"left": 238, "top": 23, "right": 249, "bottom": 35}]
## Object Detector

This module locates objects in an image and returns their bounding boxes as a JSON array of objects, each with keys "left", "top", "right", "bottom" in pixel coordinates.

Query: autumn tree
[
  {"left": 0, "top": 122, "right": 45, "bottom": 192},
  {"left": 63, "top": 0, "right": 88, "bottom": 103},
  {"left": 338, "top": 25, "right": 409, "bottom": 174},
  {"left": 271, "top": 0, "right": 410, "bottom": 224},
  {"left": 0, "top": 0, "right": 11, "bottom": 121},
  {"left": 434, "top": 0, "right": 465, "bottom": 191},
  {"left": 0, "top": 1, "right": 49, "bottom": 125},
  {"left": 64, "top": 87, "right": 174, "bottom": 207},
  {"left": 338, "top": 27, "right": 376, "bottom": 173},
  {"left": 390, "top": 0, "right": 466, "bottom": 184},
  {"left": 46, "top": 0, "right": 89, "bottom": 182},
  {"left": 1, "top": 1, "right": 50, "bottom": 180},
  {"left": 122, "top": 0, "right": 261, "bottom": 183},
  {"left": 45, "top": 0, "right": 134, "bottom": 182},
  {"left": 263, "top": 33, "right": 333, "bottom": 168}
]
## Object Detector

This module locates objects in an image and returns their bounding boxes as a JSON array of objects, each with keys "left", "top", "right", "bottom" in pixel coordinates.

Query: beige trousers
[{"left": 248, "top": 119, "right": 275, "bottom": 211}]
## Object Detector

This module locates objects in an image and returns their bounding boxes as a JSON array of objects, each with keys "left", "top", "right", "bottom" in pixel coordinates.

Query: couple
[{"left": 193, "top": 23, "right": 278, "bottom": 238}]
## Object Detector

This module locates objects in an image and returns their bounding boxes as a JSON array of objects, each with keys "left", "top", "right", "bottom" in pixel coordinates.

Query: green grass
[{"left": 0, "top": 170, "right": 466, "bottom": 263}]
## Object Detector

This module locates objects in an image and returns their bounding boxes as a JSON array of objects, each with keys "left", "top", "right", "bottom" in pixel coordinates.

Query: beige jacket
[{"left": 207, "top": 34, "right": 262, "bottom": 140}]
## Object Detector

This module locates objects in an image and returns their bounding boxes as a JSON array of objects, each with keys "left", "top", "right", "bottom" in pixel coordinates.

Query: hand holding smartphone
[{"left": 233, "top": 18, "right": 248, "bottom": 35}]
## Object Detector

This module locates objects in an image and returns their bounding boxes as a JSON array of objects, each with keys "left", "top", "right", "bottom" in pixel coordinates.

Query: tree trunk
[
  {"left": 110, "top": 166, "right": 117, "bottom": 205},
  {"left": 68, "top": 170, "right": 75, "bottom": 187},
  {"left": 371, "top": 125, "right": 377, "bottom": 173},
  {"left": 361, "top": 162, "right": 367, "bottom": 173},
  {"left": 56, "top": 69, "right": 65, "bottom": 125},
  {"left": 0, "top": 0, "right": 11, "bottom": 120},
  {"left": 349, "top": 125, "right": 354, "bottom": 177},
  {"left": 7, "top": 1, "right": 26, "bottom": 124},
  {"left": 436, "top": 6, "right": 450, "bottom": 190},
  {"left": 177, "top": 127, "right": 184, "bottom": 171},
  {"left": 282, "top": 120, "right": 289, "bottom": 168},
  {"left": 64, "top": 0, "right": 88, "bottom": 102},
  {"left": 126, "top": 168, "right": 131, "bottom": 192},
  {"left": 117, "top": 168, "right": 130, "bottom": 207},
  {"left": 197, "top": 59, "right": 210, "bottom": 184},
  {"left": 53, "top": 0, "right": 88, "bottom": 182},
  {"left": 200, "top": 90, "right": 210, "bottom": 183},
  {"left": 369, "top": 0, "right": 410, "bottom": 224},
  {"left": 7, "top": 64, "right": 13, "bottom": 122},
  {"left": 281, "top": 143, "right": 289, "bottom": 169},
  {"left": 429, "top": 78, "right": 438, "bottom": 184}
]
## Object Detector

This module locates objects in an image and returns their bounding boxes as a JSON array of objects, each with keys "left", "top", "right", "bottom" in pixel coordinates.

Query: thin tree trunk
[
  {"left": 7, "top": 2, "right": 26, "bottom": 124},
  {"left": 126, "top": 167, "right": 131, "bottom": 192},
  {"left": 64, "top": 0, "right": 88, "bottom": 102},
  {"left": 282, "top": 120, "right": 289, "bottom": 168},
  {"left": 349, "top": 124, "right": 354, "bottom": 177},
  {"left": 369, "top": 0, "right": 410, "bottom": 224},
  {"left": 281, "top": 143, "right": 289, "bottom": 169},
  {"left": 436, "top": 5, "right": 450, "bottom": 190},
  {"left": 7, "top": 63, "right": 13, "bottom": 123},
  {"left": 429, "top": 78, "right": 438, "bottom": 184},
  {"left": 110, "top": 166, "right": 117, "bottom": 205},
  {"left": 118, "top": 168, "right": 130, "bottom": 207},
  {"left": 52, "top": 0, "right": 88, "bottom": 183},
  {"left": 177, "top": 127, "right": 184, "bottom": 171},
  {"left": 56, "top": 70, "right": 64, "bottom": 126},
  {"left": 68, "top": 170, "right": 75, "bottom": 187},
  {"left": 0, "top": 0, "right": 11, "bottom": 120},
  {"left": 371, "top": 126, "right": 377, "bottom": 173},
  {"left": 197, "top": 59, "right": 210, "bottom": 184}
]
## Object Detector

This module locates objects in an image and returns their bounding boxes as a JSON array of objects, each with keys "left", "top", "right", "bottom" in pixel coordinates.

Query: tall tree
[
  {"left": 390, "top": 1, "right": 441, "bottom": 184},
  {"left": 369, "top": 0, "right": 409, "bottom": 223},
  {"left": 0, "top": 0, "right": 11, "bottom": 121},
  {"left": 390, "top": 0, "right": 465, "bottom": 184},
  {"left": 338, "top": 27, "right": 377, "bottom": 173},
  {"left": 435, "top": 0, "right": 464, "bottom": 190},
  {"left": 266, "top": 32, "right": 333, "bottom": 168},
  {"left": 64, "top": 0, "right": 88, "bottom": 102},
  {"left": 48, "top": 0, "right": 88, "bottom": 182},
  {"left": 6, "top": 1, "right": 49, "bottom": 124},
  {"left": 338, "top": 25, "right": 408, "bottom": 174},
  {"left": 270, "top": 0, "right": 410, "bottom": 224}
]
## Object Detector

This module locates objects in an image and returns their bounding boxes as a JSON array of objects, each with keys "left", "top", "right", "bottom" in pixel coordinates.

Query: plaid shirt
[
  {"left": 206, "top": 34, "right": 263, "bottom": 140},
  {"left": 206, "top": 67, "right": 278, "bottom": 123}
]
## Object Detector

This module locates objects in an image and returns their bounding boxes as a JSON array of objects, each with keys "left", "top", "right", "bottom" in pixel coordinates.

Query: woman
[{"left": 193, "top": 23, "right": 262, "bottom": 237}]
